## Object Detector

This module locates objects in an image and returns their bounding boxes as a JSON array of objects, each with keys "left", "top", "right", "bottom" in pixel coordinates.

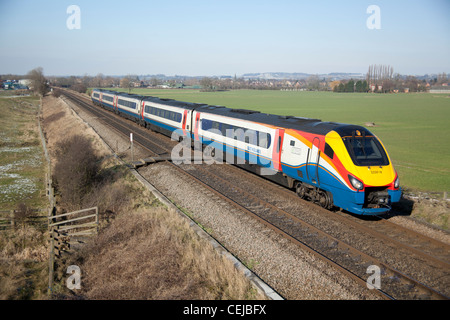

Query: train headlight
[
  {"left": 348, "top": 175, "right": 364, "bottom": 191},
  {"left": 394, "top": 176, "right": 400, "bottom": 189}
]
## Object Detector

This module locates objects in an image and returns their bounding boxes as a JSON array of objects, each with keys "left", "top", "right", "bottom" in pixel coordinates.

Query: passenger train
[{"left": 91, "top": 88, "right": 401, "bottom": 215}]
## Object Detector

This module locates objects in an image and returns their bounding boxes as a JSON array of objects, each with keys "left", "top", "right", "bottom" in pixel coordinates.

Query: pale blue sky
[{"left": 0, "top": 0, "right": 449, "bottom": 76}]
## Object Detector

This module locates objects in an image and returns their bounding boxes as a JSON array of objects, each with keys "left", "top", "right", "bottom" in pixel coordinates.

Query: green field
[{"left": 103, "top": 88, "right": 450, "bottom": 194}]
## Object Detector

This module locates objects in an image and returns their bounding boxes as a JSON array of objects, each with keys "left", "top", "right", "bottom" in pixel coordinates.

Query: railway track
[{"left": 60, "top": 89, "right": 450, "bottom": 300}]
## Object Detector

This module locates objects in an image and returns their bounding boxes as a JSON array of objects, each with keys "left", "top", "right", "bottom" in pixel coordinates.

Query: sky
[{"left": 0, "top": 0, "right": 449, "bottom": 77}]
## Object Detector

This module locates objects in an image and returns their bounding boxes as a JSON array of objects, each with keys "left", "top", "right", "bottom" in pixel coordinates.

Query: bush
[
  {"left": 52, "top": 88, "right": 61, "bottom": 98},
  {"left": 53, "top": 135, "right": 101, "bottom": 210}
]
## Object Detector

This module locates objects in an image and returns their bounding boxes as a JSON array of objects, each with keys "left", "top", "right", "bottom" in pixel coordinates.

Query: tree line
[
  {"left": 4, "top": 65, "right": 447, "bottom": 96},
  {"left": 333, "top": 80, "right": 369, "bottom": 93}
]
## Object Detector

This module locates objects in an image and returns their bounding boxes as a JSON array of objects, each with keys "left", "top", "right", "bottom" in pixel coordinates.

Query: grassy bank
[{"left": 0, "top": 94, "right": 48, "bottom": 299}]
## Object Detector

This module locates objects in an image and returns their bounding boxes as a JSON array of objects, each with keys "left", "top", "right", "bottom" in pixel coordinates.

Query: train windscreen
[{"left": 342, "top": 135, "right": 389, "bottom": 166}]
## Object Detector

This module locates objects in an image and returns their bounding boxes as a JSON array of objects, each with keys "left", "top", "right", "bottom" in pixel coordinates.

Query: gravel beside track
[{"left": 138, "top": 162, "right": 380, "bottom": 300}]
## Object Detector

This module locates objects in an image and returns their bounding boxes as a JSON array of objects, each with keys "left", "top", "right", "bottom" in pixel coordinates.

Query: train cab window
[
  {"left": 343, "top": 136, "right": 389, "bottom": 166},
  {"left": 324, "top": 143, "right": 334, "bottom": 159}
]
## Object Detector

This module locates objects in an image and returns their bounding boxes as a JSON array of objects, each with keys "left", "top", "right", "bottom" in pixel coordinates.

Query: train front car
[{"left": 323, "top": 125, "right": 401, "bottom": 215}]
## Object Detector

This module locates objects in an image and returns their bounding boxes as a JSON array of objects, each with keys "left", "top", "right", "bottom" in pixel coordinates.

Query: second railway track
[{"left": 60, "top": 89, "right": 450, "bottom": 300}]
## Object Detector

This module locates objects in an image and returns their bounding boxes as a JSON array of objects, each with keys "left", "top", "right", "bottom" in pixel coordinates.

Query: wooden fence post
[{"left": 48, "top": 215, "right": 54, "bottom": 295}]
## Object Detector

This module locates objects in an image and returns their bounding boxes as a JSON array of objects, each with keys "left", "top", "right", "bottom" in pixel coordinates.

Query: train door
[
  {"left": 114, "top": 96, "right": 118, "bottom": 112},
  {"left": 272, "top": 128, "right": 285, "bottom": 171},
  {"left": 307, "top": 137, "right": 321, "bottom": 185},
  {"left": 191, "top": 111, "right": 202, "bottom": 151},
  {"left": 140, "top": 100, "right": 145, "bottom": 121},
  {"left": 182, "top": 110, "right": 189, "bottom": 137},
  {"left": 193, "top": 112, "right": 201, "bottom": 141}
]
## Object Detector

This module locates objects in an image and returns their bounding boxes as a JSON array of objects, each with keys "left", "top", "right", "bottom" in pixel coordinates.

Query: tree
[
  {"left": 91, "top": 73, "right": 104, "bottom": 87},
  {"left": 27, "top": 67, "right": 48, "bottom": 96},
  {"left": 345, "top": 79, "right": 355, "bottom": 92},
  {"left": 150, "top": 77, "right": 160, "bottom": 87},
  {"left": 437, "top": 72, "right": 448, "bottom": 85},
  {"left": 120, "top": 77, "right": 132, "bottom": 93},
  {"left": 366, "top": 64, "right": 394, "bottom": 92},
  {"left": 200, "top": 77, "right": 214, "bottom": 91},
  {"left": 306, "top": 74, "right": 320, "bottom": 91},
  {"left": 330, "top": 81, "right": 341, "bottom": 91},
  {"left": 362, "top": 80, "right": 369, "bottom": 92}
]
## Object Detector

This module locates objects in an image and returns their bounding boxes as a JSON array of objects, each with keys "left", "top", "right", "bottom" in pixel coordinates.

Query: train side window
[
  {"left": 290, "top": 140, "right": 295, "bottom": 146},
  {"left": 212, "top": 121, "right": 221, "bottom": 131},
  {"left": 222, "top": 123, "right": 231, "bottom": 136},
  {"left": 202, "top": 119, "right": 212, "bottom": 130},
  {"left": 324, "top": 143, "right": 334, "bottom": 159},
  {"left": 234, "top": 127, "right": 245, "bottom": 141},
  {"left": 245, "top": 129, "right": 257, "bottom": 145},
  {"left": 259, "top": 132, "right": 271, "bottom": 149}
]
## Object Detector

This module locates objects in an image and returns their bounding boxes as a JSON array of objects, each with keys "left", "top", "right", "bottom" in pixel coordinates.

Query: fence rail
[
  {"left": 48, "top": 206, "right": 98, "bottom": 294},
  {"left": 0, "top": 209, "right": 47, "bottom": 229}
]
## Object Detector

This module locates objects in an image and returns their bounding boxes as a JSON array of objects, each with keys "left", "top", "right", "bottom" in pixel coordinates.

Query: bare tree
[
  {"left": 120, "top": 77, "right": 132, "bottom": 93},
  {"left": 150, "top": 77, "right": 160, "bottom": 87},
  {"left": 366, "top": 64, "right": 394, "bottom": 92},
  {"left": 27, "top": 67, "right": 48, "bottom": 96},
  {"left": 437, "top": 72, "right": 448, "bottom": 85},
  {"left": 200, "top": 77, "right": 214, "bottom": 91},
  {"left": 306, "top": 74, "right": 320, "bottom": 91},
  {"left": 91, "top": 73, "right": 104, "bottom": 87}
]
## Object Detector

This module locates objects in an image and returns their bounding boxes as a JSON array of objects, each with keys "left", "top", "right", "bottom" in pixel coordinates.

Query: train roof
[
  {"left": 143, "top": 96, "right": 207, "bottom": 110},
  {"left": 92, "top": 88, "right": 206, "bottom": 110},
  {"left": 92, "top": 89, "right": 372, "bottom": 136},
  {"left": 196, "top": 104, "right": 371, "bottom": 136}
]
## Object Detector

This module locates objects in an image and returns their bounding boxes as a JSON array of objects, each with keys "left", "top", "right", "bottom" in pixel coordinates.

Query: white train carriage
[
  {"left": 92, "top": 89, "right": 117, "bottom": 111},
  {"left": 191, "top": 107, "right": 323, "bottom": 186},
  {"left": 142, "top": 97, "right": 205, "bottom": 139},
  {"left": 115, "top": 92, "right": 143, "bottom": 121},
  {"left": 193, "top": 107, "right": 282, "bottom": 172}
]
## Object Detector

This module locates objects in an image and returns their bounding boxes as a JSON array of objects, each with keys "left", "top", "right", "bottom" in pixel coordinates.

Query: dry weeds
[{"left": 68, "top": 207, "right": 263, "bottom": 300}]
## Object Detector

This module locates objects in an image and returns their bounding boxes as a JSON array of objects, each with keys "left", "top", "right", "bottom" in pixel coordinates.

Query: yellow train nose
[{"left": 354, "top": 165, "right": 396, "bottom": 187}]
